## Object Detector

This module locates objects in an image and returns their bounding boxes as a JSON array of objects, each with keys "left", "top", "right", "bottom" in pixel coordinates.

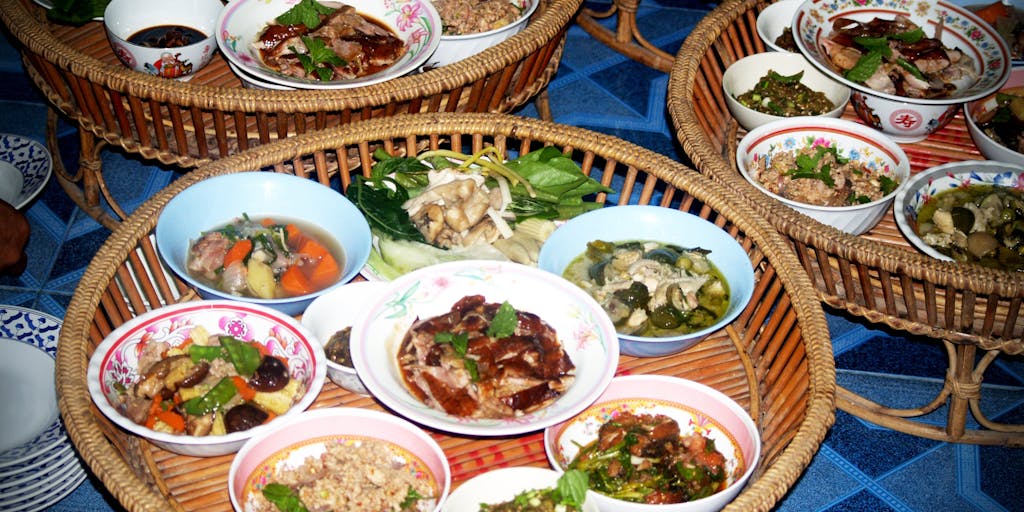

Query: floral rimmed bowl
[
  {"left": 216, "top": 0, "right": 441, "bottom": 90},
  {"left": 793, "top": 0, "right": 1011, "bottom": 142},
  {"left": 736, "top": 116, "right": 912, "bottom": 235}
]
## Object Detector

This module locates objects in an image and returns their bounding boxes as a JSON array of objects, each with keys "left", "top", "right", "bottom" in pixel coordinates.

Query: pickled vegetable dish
[
  {"left": 187, "top": 215, "right": 343, "bottom": 299},
  {"left": 734, "top": 70, "right": 836, "bottom": 116},
  {"left": 915, "top": 183, "right": 1024, "bottom": 272},
  {"left": 567, "top": 412, "right": 728, "bottom": 504},
  {"left": 563, "top": 240, "right": 729, "bottom": 338},
  {"left": 114, "top": 326, "right": 305, "bottom": 436}
]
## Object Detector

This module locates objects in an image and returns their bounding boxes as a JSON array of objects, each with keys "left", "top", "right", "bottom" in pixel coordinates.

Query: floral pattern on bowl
[
  {"left": 350, "top": 260, "right": 619, "bottom": 437},
  {"left": 216, "top": 0, "right": 441, "bottom": 90}
]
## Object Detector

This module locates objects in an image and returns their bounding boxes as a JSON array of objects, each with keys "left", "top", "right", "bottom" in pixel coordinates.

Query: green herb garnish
[
  {"left": 434, "top": 331, "right": 478, "bottom": 381},
  {"left": 845, "top": 50, "right": 885, "bottom": 83},
  {"left": 275, "top": 0, "right": 334, "bottom": 29},
  {"left": 291, "top": 36, "right": 346, "bottom": 82},
  {"left": 785, "top": 145, "right": 845, "bottom": 188},
  {"left": 486, "top": 301, "right": 518, "bottom": 338},
  {"left": 399, "top": 487, "right": 427, "bottom": 509},
  {"left": 262, "top": 483, "right": 309, "bottom": 512}
]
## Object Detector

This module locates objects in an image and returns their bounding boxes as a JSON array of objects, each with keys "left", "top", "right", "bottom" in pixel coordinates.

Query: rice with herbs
[
  {"left": 248, "top": 440, "right": 436, "bottom": 512},
  {"left": 433, "top": 0, "right": 525, "bottom": 35}
]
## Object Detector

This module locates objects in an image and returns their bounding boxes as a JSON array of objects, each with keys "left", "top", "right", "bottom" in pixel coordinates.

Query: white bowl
[
  {"left": 350, "top": 260, "right": 619, "bottom": 437},
  {"left": 216, "top": 0, "right": 441, "bottom": 89},
  {"left": 536, "top": 205, "right": 755, "bottom": 358},
  {"left": 442, "top": 467, "right": 599, "bottom": 512},
  {"left": 893, "top": 160, "right": 1024, "bottom": 264},
  {"left": 103, "top": 0, "right": 222, "bottom": 80},
  {"left": 756, "top": 0, "right": 801, "bottom": 53},
  {"left": 87, "top": 301, "right": 326, "bottom": 457},
  {"left": 300, "top": 280, "right": 389, "bottom": 395},
  {"left": 736, "top": 117, "right": 911, "bottom": 235},
  {"left": 155, "top": 172, "right": 372, "bottom": 316},
  {"left": 428, "top": 0, "right": 538, "bottom": 67},
  {"left": 722, "top": 52, "right": 850, "bottom": 131},
  {"left": 544, "top": 375, "right": 761, "bottom": 512},
  {"left": 0, "top": 134, "right": 51, "bottom": 210},
  {"left": 966, "top": 65, "right": 1024, "bottom": 167},
  {"left": 793, "top": 0, "right": 1011, "bottom": 142},
  {"left": 229, "top": 407, "right": 451, "bottom": 512}
]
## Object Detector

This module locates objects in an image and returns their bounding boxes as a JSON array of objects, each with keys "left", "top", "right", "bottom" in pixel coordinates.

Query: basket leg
[
  {"left": 575, "top": 0, "right": 675, "bottom": 73},
  {"left": 46, "top": 108, "right": 121, "bottom": 230}
]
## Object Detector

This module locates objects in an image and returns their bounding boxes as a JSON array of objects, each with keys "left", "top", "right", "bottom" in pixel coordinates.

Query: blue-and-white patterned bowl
[
  {"left": 0, "top": 134, "right": 51, "bottom": 210},
  {"left": 894, "top": 160, "right": 1024, "bottom": 262}
]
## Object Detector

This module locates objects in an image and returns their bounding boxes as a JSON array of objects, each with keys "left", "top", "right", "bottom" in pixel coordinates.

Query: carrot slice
[
  {"left": 285, "top": 223, "right": 303, "bottom": 249},
  {"left": 155, "top": 410, "right": 186, "bottom": 433},
  {"left": 222, "top": 239, "right": 252, "bottom": 269},
  {"left": 260, "top": 218, "right": 276, "bottom": 227},
  {"left": 975, "top": 1, "right": 1010, "bottom": 24},
  {"left": 231, "top": 375, "right": 257, "bottom": 401},
  {"left": 280, "top": 265, "right": 314, "bottom": 296},
  {"left": 299, "top": 239, "right": 341, "bottom": 289}
]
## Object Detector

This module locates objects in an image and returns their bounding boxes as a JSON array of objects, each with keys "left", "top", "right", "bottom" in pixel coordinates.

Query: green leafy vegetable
[
  {"left": 845, "top": 50, "right": 885, "bottom": 83},
  {"left": 291, "top": 36, "right": 346, "bottom": 82},
  {"left": 181, "top": 377, "right": 238, "bottom": 416},
  {"left": 486, "top": 301, "right": 518, "bottom": 338},
  {"left": 46, "top": 0, "right": 108, "bottom": 25},
  {"left": 349, "top": 174, "right": 426, "bottom": 243},
  {"left": 557, "top": 470, "right": 590, "bottom": 507},
  {"left": 434, "top": 331, "right": 478, "bottom": 380},
  {"left": 896, "top": 58, "right": 925, "bottom": 80},
  {"left": 275, "top": 0, "right": 333, "bottom": 29},
  {"left": 399, "top": 487, "right": 427, "bottom": 509},
  {"left": 262, "top": 483, "right": 309, "bottom": 512},
  {"left": 785, "top": 145, "right": 846, "bottom": 188}
]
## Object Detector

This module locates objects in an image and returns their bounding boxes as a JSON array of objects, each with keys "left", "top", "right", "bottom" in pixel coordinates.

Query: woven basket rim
[
  {"left": 57, "top": 112, "right": 836, "bottom": 512},
  {"left": 667, "top": 0, "right": 1024, "bottom": 297},
  {"left": 0, "top": 0, "right": 580, "bottom": 111}
]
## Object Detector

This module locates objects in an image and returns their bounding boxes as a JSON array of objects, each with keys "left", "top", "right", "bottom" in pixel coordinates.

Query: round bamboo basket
[
  {"left": 57, "top": 112, "right": 836, "bottom": 511},
  {"left": 0, "top": 0, "right": 575, "bottom": 228},
  {"left": 667, "top": 0, "right": 1024, "bottom": 445}
]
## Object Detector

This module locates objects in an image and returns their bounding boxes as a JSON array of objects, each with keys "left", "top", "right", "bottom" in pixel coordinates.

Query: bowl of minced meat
[
  {"left": 736, "top": 117, "right": 911, "bottom": 235},
  {"left": 229, "top": 408, "right": 451, "bottom": 512},
  {"left": 428, "top": 0, "right": 538, "bottom": 67}
]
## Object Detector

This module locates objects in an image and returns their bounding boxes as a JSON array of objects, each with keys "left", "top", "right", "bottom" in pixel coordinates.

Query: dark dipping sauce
[
  {"left": 127, "top": 25, "right": 206, "bottom": 48},
  {"left": 324, "top": 326, "right": 353, "bottom": 367},
  {"left": 735, "top": 70, "right": 836, "bottom": 116}
]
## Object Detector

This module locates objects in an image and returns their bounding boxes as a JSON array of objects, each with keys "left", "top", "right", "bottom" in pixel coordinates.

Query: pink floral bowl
[
  {"left": 736, "top": 117, "right": 911, "bottom": 235},
  {"left": 228, "top": 408, "right": 451, "bottom": 512},
  {"left": 350, "top": 260, "right": 620, "bottom": 437},
  {"left": 544, "top": 375, "right": 761, "bottom": 512},
  {"left": 87, "top": 301, "right": 326, "bottom": 457}
]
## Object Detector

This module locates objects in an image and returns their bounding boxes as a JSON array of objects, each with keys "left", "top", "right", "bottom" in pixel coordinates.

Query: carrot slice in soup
[
  {"left": 222, "top": 239, "right": 252, "bottom": 268},
  {"left": 280, "top": 265, "right": 314, "bottom": 296},
  {"left": 299, "top": 239, "right": 341, "bottom": 289}
]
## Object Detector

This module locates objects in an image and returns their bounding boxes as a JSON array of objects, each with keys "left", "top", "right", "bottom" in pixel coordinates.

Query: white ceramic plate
[
  {"left": 351, "top": 260, "right": 619, "bottom": 437},
  {"left": 793, "top": 0, "right": 1010, "bottom": 104},
  {"left": 443, "top": 467, "right": 599, "bottom": 512},
  {"left": 0, "top": 134, "right": 52, "bottom": 209},
  {"left": 216, "top": 0, "right": 441, "bottom": 90}
]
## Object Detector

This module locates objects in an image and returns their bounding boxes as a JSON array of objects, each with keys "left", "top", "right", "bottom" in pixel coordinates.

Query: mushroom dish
[{"left": 114, "top": 326, "right": 306, "bottom": 436}]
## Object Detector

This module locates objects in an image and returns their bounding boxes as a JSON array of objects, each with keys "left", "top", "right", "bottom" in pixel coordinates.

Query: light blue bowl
[
  {"left": 537, "top": 205, "right": 755, "bottom": 357},
  {"left": 155, "top": 172, "right": 372, "bottom": 316}
]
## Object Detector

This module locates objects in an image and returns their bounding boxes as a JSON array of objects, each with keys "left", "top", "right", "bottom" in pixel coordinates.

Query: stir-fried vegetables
[
  {"left": 349, "top": 147, "right": 613, "bottom": 278},
  {"left": 567, "top": 412, "right": 728, "bottom": 504}
]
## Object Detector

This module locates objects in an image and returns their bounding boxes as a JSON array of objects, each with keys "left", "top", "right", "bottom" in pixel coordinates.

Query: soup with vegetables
[
  {"left": 563, "top": 240, "right": 730, "bottom": 338},
  {"left": 187, "top": 215, "right": 344, "bottom": 299}
]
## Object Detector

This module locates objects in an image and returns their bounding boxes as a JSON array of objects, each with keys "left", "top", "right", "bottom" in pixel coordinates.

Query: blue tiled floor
[{"left": 1, "top": 1, "right": 1022, "bottom": 511}]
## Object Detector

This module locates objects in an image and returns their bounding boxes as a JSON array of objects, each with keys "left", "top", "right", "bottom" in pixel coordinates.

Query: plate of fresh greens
[{"left": 351, "top": 146, "right": 614, "bottom": 281}]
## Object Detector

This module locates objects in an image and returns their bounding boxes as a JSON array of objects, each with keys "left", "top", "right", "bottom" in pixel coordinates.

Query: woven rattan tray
[
  {"left": 57, "top": 112, "right": 835, "bottom": 511},
  {"left": 667, "top": 0, "right": 1024, "bottom": 445},
  {"left": 0, "top": 0, "right": 575, "bottom": 228}
]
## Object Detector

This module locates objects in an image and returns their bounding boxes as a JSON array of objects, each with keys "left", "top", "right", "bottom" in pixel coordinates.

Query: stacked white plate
[{"left": 0, "top": 306, "right": 87, "bottom": 511}]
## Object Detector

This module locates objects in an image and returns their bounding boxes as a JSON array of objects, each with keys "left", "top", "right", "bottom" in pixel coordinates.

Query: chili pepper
[{"left": 182, "top": 377, "right": 238, "bottom": 416}]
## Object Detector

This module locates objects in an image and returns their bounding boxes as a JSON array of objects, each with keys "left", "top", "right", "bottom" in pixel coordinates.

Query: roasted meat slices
[{"left": 398, "top": 295, "right": 575, "bottom": 419}]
